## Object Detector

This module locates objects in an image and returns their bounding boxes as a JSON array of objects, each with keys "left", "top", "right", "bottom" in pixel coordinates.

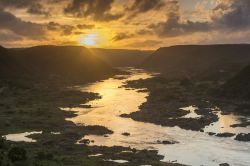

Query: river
[{"left": 63, "top": 68, "right": 250, "bottom": 166}]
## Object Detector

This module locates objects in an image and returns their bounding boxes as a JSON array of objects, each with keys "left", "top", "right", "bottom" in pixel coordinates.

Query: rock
[
  {"left": 230, "top": 122, "right": 250, "bottom": 128},
  {"left": 215, "top": 133, "right": 235, "bottom": 137},
  {"left": 122, "top": 132, "right": 130, "bottom": 136},
  {"left": 157, "top": 140, "right": 179, "bottom": 144},
  {"left": 235, "top": 133, "right": 250, "bottom": 142},
  {"left": 219, "top": 163, "right": 230, "bottom": 166},
  {"left": 78, "top": 139, "right": 90, "bottom": 145},
  {"left": 207, "top": 132, "right": 216, "bottom": 136}
]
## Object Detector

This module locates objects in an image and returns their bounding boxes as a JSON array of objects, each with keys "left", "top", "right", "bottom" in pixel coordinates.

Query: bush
[
  {"left": 8, "top": 146, "right": 27, "bottom": 162},
  {"left": 0, "top": 137, "right": 5, "bottom": 149},
  {"left": 36, "top": 151, "right": 54, "bottom": 160}
]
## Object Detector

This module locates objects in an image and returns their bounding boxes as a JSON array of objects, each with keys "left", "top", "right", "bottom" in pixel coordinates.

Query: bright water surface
[{"left": 63, "top": 68, "right": 250, "bottom": 166}]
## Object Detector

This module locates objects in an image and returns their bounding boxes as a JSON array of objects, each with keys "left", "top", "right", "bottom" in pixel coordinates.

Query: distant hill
[
  {"left": 91, "top": 48, "right": 151, "bottom": 67},
  {"left": 0, "top": 45, "right": 117, "bottom": 82},
  {"left": 219, "top": 65, "right": 250, "bottom": 99},
  {"left": 0, "top": 46, "right": 20, "bottom": 78},
  {"left": 142, "top": 45, "right": 250, "bottom": 80},
  {"left": 0, "top": 46, "right": 8, "bottom": 76}
]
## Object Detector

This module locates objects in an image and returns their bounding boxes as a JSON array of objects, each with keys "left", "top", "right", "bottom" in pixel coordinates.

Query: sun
[
  {"left": 79, "top": 33, "right": 98, "bottom": 46},
  {"left": 78, "top": 30, "right": 113, "bottom": 48}
]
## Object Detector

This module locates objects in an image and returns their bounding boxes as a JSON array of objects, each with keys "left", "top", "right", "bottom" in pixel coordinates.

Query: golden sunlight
[
  {"left": 79, "top": 33, "right": 98, "bottom": 46},
  {"left": 78, "top": 30, "right": 113, "bottom": 48}
]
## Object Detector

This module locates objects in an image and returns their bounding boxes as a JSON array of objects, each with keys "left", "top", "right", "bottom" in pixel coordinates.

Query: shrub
[{"left": 8, "top": 146, "right": 27, "bottom": 162}]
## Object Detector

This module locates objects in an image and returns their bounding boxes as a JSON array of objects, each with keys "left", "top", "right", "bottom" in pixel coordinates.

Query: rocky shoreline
[
  {"left": 121, "top": 76, "right": 250, "bottom": 138},
  {"left": 0, "top": 75, "right": 184, "bottom": 166}
]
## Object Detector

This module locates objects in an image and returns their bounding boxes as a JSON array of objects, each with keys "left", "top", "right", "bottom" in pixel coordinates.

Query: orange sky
[{"left": 0, "top": 0, "right": 250, "bottom": 49}]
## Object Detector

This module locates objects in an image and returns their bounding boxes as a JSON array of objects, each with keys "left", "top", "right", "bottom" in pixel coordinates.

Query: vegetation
[{"left": 142, "top": 44, "right": 250, "bottom": 81}]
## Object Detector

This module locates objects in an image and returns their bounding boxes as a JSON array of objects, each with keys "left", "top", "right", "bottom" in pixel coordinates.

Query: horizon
[
  {"left": 2, "top": 43, "right": 250, "bottom": 52},
  {"left": 1, "top": 0, "right": 250, "bottom": 49}
]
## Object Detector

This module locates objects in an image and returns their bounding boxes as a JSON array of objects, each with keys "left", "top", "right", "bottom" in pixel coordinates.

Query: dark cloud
[
  {"left": 61, "top": 25, "right": 75, "bottom": 36},
  {"left": 77, "top": 24, "right": 95, "bottom": 29},
  {"left": 128, "top": 0, "right": 164, "bottom": 14},
  {"left": 0, "top": 0, "right": 33, "bottom": 8},
  {"left": 113, "top": 33, "right": 134, "bottom": 41},
  {"left": 47, "top": 22, "right": 84, "bottom": 36},
  {"left": 137, "top": 29, "right": 153, "bottom": 35},
  {"left": 149, "top": 13, "right": 210, "bottom": 37},
  {"left": 27, "top": 3, "right": 50, "bottom": 16},
  {"left": 150, "top": 0, "right": 250, "bottom": 37},
  {"left": 74, "top": 31, "right": 85, "bottom": 35},
  {"left": 149, "top": 1, "right": 210, "bottom": 37},
  {"left": 64, "top": 0, "right": 123, "bottom": 21},
  {"left": 0, "top": 0, "right": 50, "bottom": 16},
  {"left": 0, "top": 31, "right": 23, "bottom": 42},
  {"left": 0, "top": 9, "right": 46, "bottom": 39},
  {"left": 47, "top": 21, "right": 61, "bottom": 31},
  {"left": 211, "top": 0, "right": 250, "bottom": 29}
]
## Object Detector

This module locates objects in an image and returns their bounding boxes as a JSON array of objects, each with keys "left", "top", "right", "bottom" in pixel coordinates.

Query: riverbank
[
  {"left": 122, "top": 75, "right": 250, "bottom": 135},
  {"left": 0, "top": 72, "right": 182, "bottom": 165},
  {"left": 121, "top": 76, "right": 219, "bottom": 131}
]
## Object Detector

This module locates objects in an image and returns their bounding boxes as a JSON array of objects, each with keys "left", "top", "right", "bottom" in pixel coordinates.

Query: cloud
[
  {"left": 0, "top": 30, "right": 23, "bottom": 42},
  {"left": 0, "top": 0, "right": 50, "bottom": 16},
  {"left": 61, "top": 25, "right": 75, "bottom": 36},
  {"left": 47, "top": 21, "right": 61, "bottom": 31},
  {"left": 27, "top": 3, "right": 50, "bottom": 16},
  {"left": 128, "top": 0, "right": 164, "bottom": 15},
  {"left": 137, "top": 29, "right": 153, "bottom": 35},
  {"left": 77, "top": 24, "right": 95, "bottom": 29},
  {"left": 47, "top": 22, "right": 79, "bottom": 36},
  {"left": 113, "top": 32, "right": 135, "bottom": 41},
  {"left": 64, "top": 0, "right": 123, "bottom": 21},
  {"left": 0, "top": 9, "right": 46, "bottom": 39},
  {"left": 149, "top": 0, "right": 210, "bottom": 37},
  {"left": 211, "top": 0, "right": 250, "bottom": 29},
  {"left": 149, "top": 0, "right": 250, "bottom": 37}
]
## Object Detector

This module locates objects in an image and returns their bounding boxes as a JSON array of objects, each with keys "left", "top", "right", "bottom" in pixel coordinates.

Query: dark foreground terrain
[
  {"left": 1, "top": 78, "right": 183, "bottom": 166},
  {"left": 122, "top": 73, "right": 250, "bottom": 140},
  {"left": 0, "top": 45, "right": 182, "bottom": 166},
  {"left": 1, "top": 44, "right": 250, "bottom": 165}
]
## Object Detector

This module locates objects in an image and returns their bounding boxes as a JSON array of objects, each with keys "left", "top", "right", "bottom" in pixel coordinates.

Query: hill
[
  {"left": 91, "top": 48, "right": 151, "bottom": 67},
  {"left": 0, "top": 46, "right": 21, "bottom": 78},
  {"left": 219, "top": 65, "right": 250, "bottom": 99},
  {"left": 0, "top": 45, "right": 117, "bottom": 82},
  {"left": 142, "top": 45, "right": 250, "bottom": 80}
]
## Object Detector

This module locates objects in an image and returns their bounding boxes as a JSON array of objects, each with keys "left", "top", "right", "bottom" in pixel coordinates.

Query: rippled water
[{"left": 63, "top": 68, "right": 250, "bottom": 166}]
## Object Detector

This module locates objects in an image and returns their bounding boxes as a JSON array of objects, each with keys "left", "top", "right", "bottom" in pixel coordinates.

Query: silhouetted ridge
[
  {"left": 1, "top": 45, "right": 116, "bottom": 81},
  {"left": 91, "top": 48, "right": 152, "bottom": 67},
  {"left": 0, "top": 46, "right": 19, "bottom": 78},
  {"left": 219, "top": 65, "right": 250, "bottom": 99},
  {"left": 142, "top": 44, "right": 250, "bottom": 80}
]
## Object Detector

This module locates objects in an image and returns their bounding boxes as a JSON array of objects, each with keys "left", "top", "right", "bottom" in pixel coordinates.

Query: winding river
[{"left": 63, "top": 68, "right": 250, "bottom": 166}]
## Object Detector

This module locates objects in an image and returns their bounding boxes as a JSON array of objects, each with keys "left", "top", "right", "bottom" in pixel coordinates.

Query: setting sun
[
  {"left": 79, "top": 33, "right": 98, "bottom": 46},
  {"left": 78, "top": 30, "right": 112, "bottom": 48}
]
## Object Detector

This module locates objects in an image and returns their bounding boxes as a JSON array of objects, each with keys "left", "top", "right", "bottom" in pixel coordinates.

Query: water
[
  {"left": 63, "top": 68, "right": 250, "bottom": 166},
  {"left": 3, "top": 131, "right": 42, "bottom": 142},
  {"left": 104, "top": 159, "right": 129, "bottom": 163},
  {"left": 180, "top": 106, "right": 201, "bottom": 118}
]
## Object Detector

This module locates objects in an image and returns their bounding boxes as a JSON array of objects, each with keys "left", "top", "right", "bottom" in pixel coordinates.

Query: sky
[{"left": 0, "top": 0, "right": 250, "bottom": 49}]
